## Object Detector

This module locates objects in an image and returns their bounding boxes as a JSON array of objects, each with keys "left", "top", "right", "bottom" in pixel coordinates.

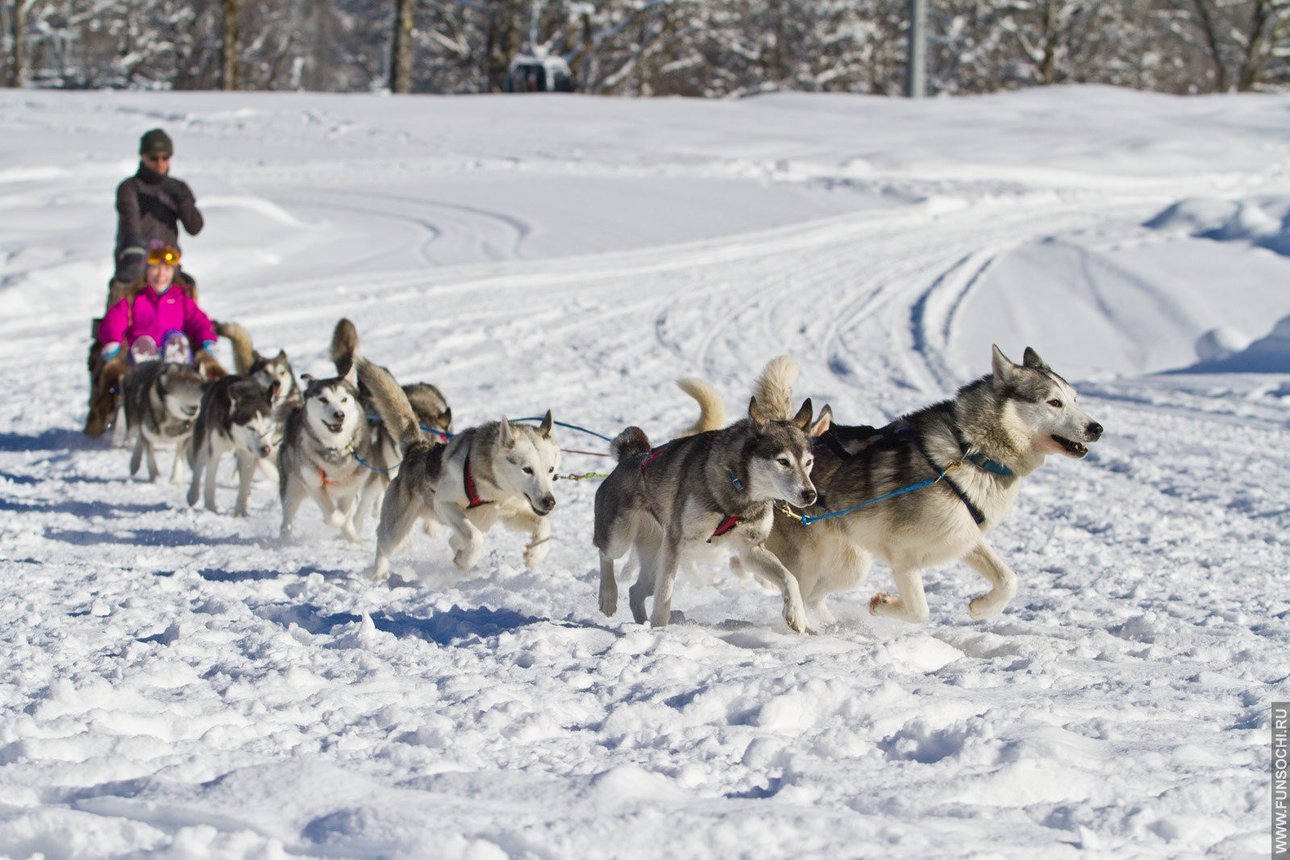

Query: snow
[{"left": 0, "top": 87, "right": 1288, "bottom": 858}]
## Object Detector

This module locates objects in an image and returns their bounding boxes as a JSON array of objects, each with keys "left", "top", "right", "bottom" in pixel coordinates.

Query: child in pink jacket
[
  {"left": 85, "top": 244, "right": 223, "bottom": 437},
  {"left": 98, "top": 244, "right": 218, "bottom": 365}
]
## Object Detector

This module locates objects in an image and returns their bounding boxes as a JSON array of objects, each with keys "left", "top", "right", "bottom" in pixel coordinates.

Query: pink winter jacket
[{"left": 99, "top": 284, "right": 218, "bottom": 352}]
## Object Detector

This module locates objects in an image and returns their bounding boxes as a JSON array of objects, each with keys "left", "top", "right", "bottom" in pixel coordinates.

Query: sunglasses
[
  {"left": 146, "top": 247, "right": 181, "bottom": 266},
  {"left": 143, "top": 153, "right": 172, "bottom": 163}
]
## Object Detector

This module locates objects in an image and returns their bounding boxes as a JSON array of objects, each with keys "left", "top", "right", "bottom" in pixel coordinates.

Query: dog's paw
[
  {"left": 523, "top": 540, "right": 550, "bottom": 569},
  {"left": 599, "top": 581, "right": 618, "bottom": 617},
  {"left": 372, "top": 560, "right": 390, "bottom": 583},
  {"left": 327, "top": 509, "right": 348, "bottom": 529},
  {"left": 782, "top": 599, "right": 807, "bottom": 634},
  {"left": 453, "top": 543, "right": 482, "bottom": 571},
  {"left": 869, "top": 592, "right": 898, "bottom": 615},
  {"left": 968, "top": 593, "right": 1004, "bottom": 620}
]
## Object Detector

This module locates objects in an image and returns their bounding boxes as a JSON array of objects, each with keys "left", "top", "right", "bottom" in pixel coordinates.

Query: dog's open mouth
[
  {"left": 325, "top": 420, "right": 345, "bottom": 434},
  {"left": 1052, "top": 435, "right": 1089, "bottom": 458}
]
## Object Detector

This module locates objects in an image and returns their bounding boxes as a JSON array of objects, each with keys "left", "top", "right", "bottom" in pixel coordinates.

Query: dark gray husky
[
  {"left": 121, "top": 360, "right": 206, "bottom": 484},
  {"left": 187, "top": 375, "right": 279, "bottom": 516},
  {"left": 594, "top": 357, "right": 817, "bottom": 632}
]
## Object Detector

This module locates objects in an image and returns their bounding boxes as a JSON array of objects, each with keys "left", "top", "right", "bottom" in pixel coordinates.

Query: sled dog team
[{"left": 112, "top": 319, "right": 1103, "bottom": 633}]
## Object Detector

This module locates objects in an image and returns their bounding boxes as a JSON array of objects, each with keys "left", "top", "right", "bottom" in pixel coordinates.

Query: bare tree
[
  {"left": 223, "top": 0, "right": 239, "bottom": 89},
  {"left": 390, "top": 0, "right": 414, "bottom": 92}
]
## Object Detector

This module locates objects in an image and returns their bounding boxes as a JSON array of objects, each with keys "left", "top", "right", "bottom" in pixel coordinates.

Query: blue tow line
[{"left": 779, "top": 462, "right": 960, "bottom": 526}]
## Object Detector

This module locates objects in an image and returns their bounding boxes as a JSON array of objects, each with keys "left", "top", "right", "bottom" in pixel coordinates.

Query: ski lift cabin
[{"left": 504, "top": 53, "right": 573, "bottom": 93}]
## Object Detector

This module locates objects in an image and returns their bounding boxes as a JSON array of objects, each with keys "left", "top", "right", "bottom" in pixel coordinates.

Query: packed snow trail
[{"left": 0, "top": 89, "right": 1287, "bottom": 857}]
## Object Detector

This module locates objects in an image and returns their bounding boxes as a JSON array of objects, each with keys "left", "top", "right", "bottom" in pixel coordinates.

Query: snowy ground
[{"left": 0, "top": 87, "right": 1288, "bottom": 858}]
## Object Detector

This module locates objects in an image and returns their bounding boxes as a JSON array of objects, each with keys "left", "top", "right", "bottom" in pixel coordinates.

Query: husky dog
[
  {"left": 759, "top": 345, "right": 1103, "bottom": 627},
  {"left": 121, "top": 360, "right": 206, "bottom": 484},
  {"left": 329, "top": 318, "right": 454, "bottom": 525},
  {"left": 216, "top": 320, "right": 301, "bottom": 420},
  {"left": 360, "top": 359, "right": 558, "bottom": 582},
  {"left": 186, "top": 375, "right": 280, "bottom": 516},
  {"left": 277, "top": 362, "right": 375, "bottom": 543},
  {"left": 595, "top": 357, "right": 818, "bottom": 632}
]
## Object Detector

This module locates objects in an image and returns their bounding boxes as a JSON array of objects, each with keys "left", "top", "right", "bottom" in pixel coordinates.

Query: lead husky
[
  {"left": 121, "top": 360, "right": 206, "bottom": 484},
  {"left": 277, "top": 362, "right": 376, "bottom": 543},
  {"left": 186, "top": 375, "right": 280, "bottom": 516},
  {"left": 754, "top": 345, "right": 1103, "bottom": 627},
  {"left": 594, "top": 357, "right": 818, "bottom": 632},
  {"left": 360, "top": 359, "right": 559, "bottom": 582}
]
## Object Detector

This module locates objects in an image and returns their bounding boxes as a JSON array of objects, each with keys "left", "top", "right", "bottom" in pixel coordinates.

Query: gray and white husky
[
  {"left": 755, "top": 345, "right": 1103, "bottom": 628},
  {"left": 121, "top": 360, "right": 206, "bottom": 484},
  {"left": 186, "top": 375, "right": 280, "bottom": 516},
  {"left": 329, "top": 318, "right": 454, "bottom": 528},
  {"left": 360, "top": 359, "right": 559, "bottom": 582},
  {"left": 216, "top": 320, "right": 301, "bottom": 422},
  {"left": 277, "top": 363, "right": 375, "bottom": 544},
  {"left": 594, "top": 357, "right": 818, "bottom": 632}
]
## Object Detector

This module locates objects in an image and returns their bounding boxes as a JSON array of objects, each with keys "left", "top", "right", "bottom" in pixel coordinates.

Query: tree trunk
[
  {"left": 9, "top": 0, "right": 33, "bottom": 88},
  {"left": 1190, "top": 0, "right": 1228, "bottom": 91},
  {"left": 1236, "top": 0, "right": 1273, "bottom": 91},
  {"left": 390, "top": 0, "right": 415, "bottom": 93},
  {"left": 223, "top": 0, "right": 239, "bottom": 90}
]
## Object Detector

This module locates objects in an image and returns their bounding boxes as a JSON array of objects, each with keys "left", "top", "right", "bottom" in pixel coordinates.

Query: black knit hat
[{"left": 139, "top": 128, "right": 174, "bottom": 157}]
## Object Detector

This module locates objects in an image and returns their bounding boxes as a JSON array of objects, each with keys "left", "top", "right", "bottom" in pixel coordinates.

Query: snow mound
[
  {"left": 1194, "top": 326, "right": 1251, "bottom": 363},
  {"left": 1146, "top": 196, "right": 1290, "bottom": 256},
  {"left": 1180, "top": 313, "right": 1290, "bottom": 372}
]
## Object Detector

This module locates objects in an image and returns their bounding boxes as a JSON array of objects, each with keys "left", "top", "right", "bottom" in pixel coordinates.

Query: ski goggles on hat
[{"left": 146, "top": 245, "right": 181, "bottom": 266}]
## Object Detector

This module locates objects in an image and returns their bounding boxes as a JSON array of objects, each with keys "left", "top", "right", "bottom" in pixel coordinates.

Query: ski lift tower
[{"left": 906, "top": 0, "right": 927, "bottom": 97}]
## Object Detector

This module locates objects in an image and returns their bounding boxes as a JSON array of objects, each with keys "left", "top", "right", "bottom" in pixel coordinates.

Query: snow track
[{"left": 0, "top": 90, "right": 1287, "bottom": 858}]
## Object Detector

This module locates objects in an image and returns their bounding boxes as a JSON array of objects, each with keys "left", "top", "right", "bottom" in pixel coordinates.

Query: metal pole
[{"left": 906, "top": 0, "right": 927, "bottom": 98}]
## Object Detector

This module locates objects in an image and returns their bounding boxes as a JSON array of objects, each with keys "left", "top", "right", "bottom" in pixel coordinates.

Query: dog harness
[
  {"left": 709, "top": 515, "right": 740, "bottom": 541},
  {"left": 463, "top": 454, "right": 492, "bottom": 508},
  {"left": 640, "top": 446, "right": 744, "bottom": 541}
]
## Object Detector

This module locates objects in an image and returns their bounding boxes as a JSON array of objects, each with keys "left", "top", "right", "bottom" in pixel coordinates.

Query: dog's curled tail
[
  {"left": 215, "top": 320, "right": 255, "bottom": 375},
  {"left": 358, "top": 358, "right": 421, "bottom": 451},
  {"left": 675, "top": 377, "right": 726, "bottom": 437},
  {"left": 751, "top": 354, "right": 800, "bottom": 423},
  {"left": 610, "top": 427, "right": 651, "bottom": 463},
  {"left": 331, "top": 318, "right": 359, "bottom": 375}
]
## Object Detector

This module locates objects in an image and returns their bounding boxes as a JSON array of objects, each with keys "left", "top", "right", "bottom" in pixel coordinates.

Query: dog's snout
[
  {"left": 533, "top": 494, "right": 556, "bottom": 516},
  {"left": 799, "top": 487, "right": 817, "bottom": 506},
  {"left": 332, "top": 410, "right": 345, "bottom": 423},
  {"left": 1087, "top": 421, "right": 1103, "bottom": 440},
  {"left": 259, "top": 445, "right": 272, "bottom": 458}
]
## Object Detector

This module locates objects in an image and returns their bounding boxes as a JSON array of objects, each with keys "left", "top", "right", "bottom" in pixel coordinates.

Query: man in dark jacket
[{"left": 111, "top": 128, "right": 203, "bottom": 303}]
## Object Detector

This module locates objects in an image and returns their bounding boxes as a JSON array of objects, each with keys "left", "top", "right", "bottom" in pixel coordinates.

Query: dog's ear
[
  {"left": 498, "top": 416, "right": 514, "bottom": 447},
  {"left": 791, "top": 397, "right": 813, "bottom": 431},
  {"left": 275, "top": 349, "right": 287, "bottom": 362},
  {"left": 810, "top": 404, "right": 833, "bottom": 437},
  {"left": 748, "top": 397, "right": 768, "bottom": 430},
  {"left": 439, "top": 407, "right": 452, "bottom": 430},
  {"left": 537, "top": 410, "right": 554, "bottom": 438},
  {"left": 1022, "top": 346, "right": 1050, "bottom": 371},
  {"left": 991, "top": 345, "right": 1017, "bottom": 385},
  {"left": 300, "top": 373, "right": 315, "bottom": 384}
]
